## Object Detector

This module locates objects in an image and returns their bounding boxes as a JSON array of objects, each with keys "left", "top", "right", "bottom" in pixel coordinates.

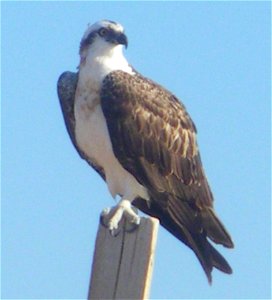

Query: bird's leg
[{"left": 101, "top": 199, "right": 140, "bottom": 235}]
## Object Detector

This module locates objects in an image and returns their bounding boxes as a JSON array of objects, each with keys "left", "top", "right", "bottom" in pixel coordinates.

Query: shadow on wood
[{"left": 88, "top": 217, "right": 159, "bottom": 300}]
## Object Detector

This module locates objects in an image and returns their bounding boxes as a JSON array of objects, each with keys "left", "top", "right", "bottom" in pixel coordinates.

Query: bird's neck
[{"left": 79, "top": 45, "right": 134, "bottom": 87}]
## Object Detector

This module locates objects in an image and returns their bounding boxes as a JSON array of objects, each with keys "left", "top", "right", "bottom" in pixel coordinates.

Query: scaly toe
[
  {"left": 124, "top": 216, "right": 141, "bottom": 233},
  {"left": 100, "top": 205, "right": 124, "bottom": 234},
  {"left": 100, "top": 207, "right": 112, "bottom": 228},
  {"left": 100, "top": 200, "right": 140, "bottom": 235}
]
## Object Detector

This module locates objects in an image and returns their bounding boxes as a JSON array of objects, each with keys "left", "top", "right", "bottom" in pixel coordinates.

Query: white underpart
[{"left": 74, "top": 33, "right": 149, "bottom": 226}]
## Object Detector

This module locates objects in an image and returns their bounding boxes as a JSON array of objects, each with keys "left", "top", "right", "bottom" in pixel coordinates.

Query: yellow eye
[{"left": 99, "top": 28, "right": 108, "bottom": 36}]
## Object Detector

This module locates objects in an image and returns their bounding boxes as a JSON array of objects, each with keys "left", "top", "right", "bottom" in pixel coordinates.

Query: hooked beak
[
  {"left": 116, "top": 33, "right": 128, "bottom": 48},
  {"left": 107, "top": 32, "right": 128, "bottom": 48}
]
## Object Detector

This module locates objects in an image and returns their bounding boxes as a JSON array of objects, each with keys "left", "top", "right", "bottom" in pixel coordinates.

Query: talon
[
  {"left": 124, "top": 217, "right": 140, "bottom": 233},
  {"left": 100, "top": 200, "right": 140, "bottom": 234},
  {"left": 109, "top": 228, "right": 121, "bottom": 237},
  {"left": 101, "top": 207, "right": 111, "bottom": 216},
  {"left": 100, "top": 207, "right": 111, "bottom": 228},
  {"left": 124, "top": 209, "right": 140, "bottom": 224}
]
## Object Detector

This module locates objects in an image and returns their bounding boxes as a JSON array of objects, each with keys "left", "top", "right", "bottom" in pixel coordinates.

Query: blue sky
[{"left": 1, "top": 1, "right": 271, "bottom": 299}]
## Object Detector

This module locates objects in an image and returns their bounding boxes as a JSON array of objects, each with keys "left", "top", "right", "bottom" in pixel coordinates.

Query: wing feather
[
  {"left": 101, "top": 70, "right": 234, "bottom": 281},
  {"left": 101, "top": 70, "right": 205, "bottom": 198}
]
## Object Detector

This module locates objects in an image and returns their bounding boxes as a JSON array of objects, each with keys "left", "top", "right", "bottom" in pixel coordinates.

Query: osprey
[{"left": 57, "top": 20, "right": 234, "bottom": 283}]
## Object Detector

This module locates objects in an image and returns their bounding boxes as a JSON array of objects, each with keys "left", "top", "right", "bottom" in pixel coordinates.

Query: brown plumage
[
  {"left": 57, "top": 69, "right": 234, "bottom": 283},
  {"left": 100, "top": 70, "right": 234, "bottom": 283}
]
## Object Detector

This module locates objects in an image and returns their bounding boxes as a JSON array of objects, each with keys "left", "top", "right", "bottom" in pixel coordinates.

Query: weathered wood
[{"left": 88, "top": 217, "right": 159, "bottom": 300}]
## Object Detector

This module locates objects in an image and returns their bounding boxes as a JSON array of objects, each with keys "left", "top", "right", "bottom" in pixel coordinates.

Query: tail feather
[
  {"left": 209, "top": 243, "right": 233, "bottom": 274},
  {"left": 188, "top": 231, "right": 233, "bottom": 284},
  {"left": 133, "top": 197, "right": 233, "bottom": 283},
  {"left": 201, "top": 207, "right": 234, "bottom": 248}
]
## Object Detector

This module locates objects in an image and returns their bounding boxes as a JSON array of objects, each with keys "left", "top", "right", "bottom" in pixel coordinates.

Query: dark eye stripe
[{"left": 80, "top": 31, "right": 97, "bottom": 51}]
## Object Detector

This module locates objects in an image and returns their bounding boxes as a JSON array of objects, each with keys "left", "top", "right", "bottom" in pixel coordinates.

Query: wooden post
[{"left": 88, "top": 217, "right": 159, "bottom": 300}]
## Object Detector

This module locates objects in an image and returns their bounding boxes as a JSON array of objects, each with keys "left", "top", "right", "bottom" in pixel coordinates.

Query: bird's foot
[{"left": 100, "top": 199, "right": 140, "bottom": 236}]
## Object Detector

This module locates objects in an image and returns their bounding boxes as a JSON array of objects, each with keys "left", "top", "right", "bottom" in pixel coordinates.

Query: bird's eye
[{"left": 99, "top": 28, "right": 108, "bottom": 37}]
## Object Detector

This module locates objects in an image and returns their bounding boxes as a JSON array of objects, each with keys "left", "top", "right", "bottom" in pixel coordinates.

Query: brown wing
[
  {"left": 57, "top": 71, "right": 105, "bottom": 180},
  {"left": 101, "top": 70, "right": 233, "bottom": 282}
]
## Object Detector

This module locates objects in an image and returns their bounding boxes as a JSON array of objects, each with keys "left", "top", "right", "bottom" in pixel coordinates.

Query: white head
[{"left": 79, "top": 20, "right": 128, "bottom": 61}]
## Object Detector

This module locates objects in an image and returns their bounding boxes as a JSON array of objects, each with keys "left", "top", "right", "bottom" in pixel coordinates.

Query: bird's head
[{"left": 79, "top": 20, "right": 128, "bottom": 59}]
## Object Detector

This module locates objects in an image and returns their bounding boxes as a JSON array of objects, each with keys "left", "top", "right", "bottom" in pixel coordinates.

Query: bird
[{"left": 57, "top": 20, "right": 234, "bottom": 283}]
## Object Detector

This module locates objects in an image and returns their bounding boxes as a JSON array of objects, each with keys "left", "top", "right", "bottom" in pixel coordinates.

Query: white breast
[{"left": 74, "top": 46, "right": 149, "bottom": 202}]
